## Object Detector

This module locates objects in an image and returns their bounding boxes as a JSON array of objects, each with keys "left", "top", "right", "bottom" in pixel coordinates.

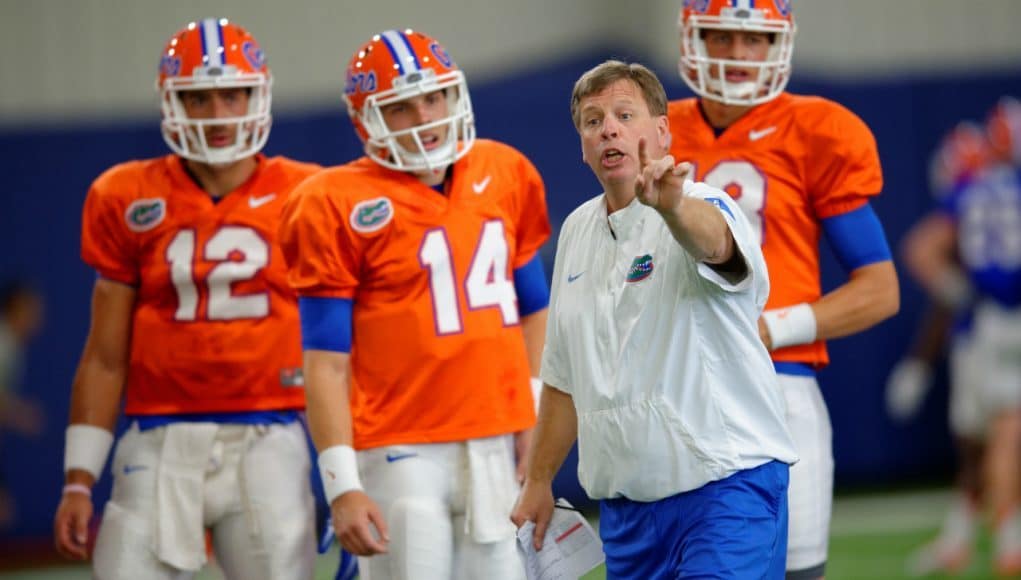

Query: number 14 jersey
[
  {"left": 279, "top": 140, "right": 551, "bottom": 449},
  {"left": 81, "top": 154, "right": 319, "bottom": 415},
  {"left": 669, "top": 93, "right": 884, "bottom": 368}
]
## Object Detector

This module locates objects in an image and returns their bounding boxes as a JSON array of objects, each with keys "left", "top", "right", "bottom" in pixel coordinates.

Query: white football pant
[
  {"left": 779, "top": 373, "right": 834, "bottom": 576},
  {"left": 356, "top": 436, "right": 525, "bottom": 580},
  {"left": 972, "top": 301, "right": 1021, "bottom": 413},
  {"left": 92, "top": 421, "right": 315, "bottom": 580},
  {"left": 949, "top": 330, "right": 986, "bottom": 439}
]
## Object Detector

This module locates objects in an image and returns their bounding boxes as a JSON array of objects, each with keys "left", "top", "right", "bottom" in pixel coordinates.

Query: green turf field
[{"left": 4, "top": 489, "right": 1013, "bottom": 579}]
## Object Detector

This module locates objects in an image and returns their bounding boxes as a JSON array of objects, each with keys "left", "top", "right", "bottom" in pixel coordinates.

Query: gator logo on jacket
[{"left": 626, "top": 254, "right": 654, "bottom": 283}]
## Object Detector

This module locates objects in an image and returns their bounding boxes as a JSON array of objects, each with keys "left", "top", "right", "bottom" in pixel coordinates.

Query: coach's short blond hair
[{"left": 570, "top": 60, "right": 668, "bottom": 130}]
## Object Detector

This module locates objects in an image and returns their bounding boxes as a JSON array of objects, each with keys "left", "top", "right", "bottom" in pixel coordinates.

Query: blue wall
[{"left": 2, "top": 51, "right": 1020, "bottom": 536}]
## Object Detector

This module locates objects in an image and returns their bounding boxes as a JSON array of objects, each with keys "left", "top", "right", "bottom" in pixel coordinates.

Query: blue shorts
[{"left": 599, "top": 460, "right": 789, "bottom": 579}]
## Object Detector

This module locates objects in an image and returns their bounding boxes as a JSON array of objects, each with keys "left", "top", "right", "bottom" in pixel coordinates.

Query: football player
[
  {"left": 668, "top": 1, "right": 900, "bottom": 577},
  {"left": 889, "top": 121, "right": 992, "bottom": 575},
  {"left": 278, "top": 29, "right": 551, "bottom": 580},
  {"left": 900, "top": 97, "right": 1021, "bottom": 575},
  {"left": 53, "top": 18, "right": 320, "bottom": 580}
]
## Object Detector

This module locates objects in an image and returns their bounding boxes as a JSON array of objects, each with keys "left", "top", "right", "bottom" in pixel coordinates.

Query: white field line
[{"left": 830, "top": 489, "right": 955, "bottom": 537}]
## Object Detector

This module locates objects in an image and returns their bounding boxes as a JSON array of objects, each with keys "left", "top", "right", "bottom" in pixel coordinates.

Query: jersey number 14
[{"left": 419, "top": 220, "right": 519, "bottom": 335}]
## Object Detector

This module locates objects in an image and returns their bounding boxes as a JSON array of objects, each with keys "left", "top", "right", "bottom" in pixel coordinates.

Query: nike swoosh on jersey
[
  {"left": 249, "top": 192, "right": 278, "bottom": 208},
  {"left": 123, "top": 464, "right": 148, "bottom": 475},
  {"left": 748, "top": 127, "right": 777, "bottom": 141},
  {"left": 567, "top": 272, "right": 585, "bottom": 283},
  {"left": 385, "top": 452, "right": 419, "bottom": 463},
  {"left": 472, "top": 175, "right": 492, "bottom": 194}
]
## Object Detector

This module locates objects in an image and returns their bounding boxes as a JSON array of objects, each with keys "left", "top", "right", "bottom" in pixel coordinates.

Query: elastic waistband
[{"left": 129, "top": 410, "right": 301, "bottom": 431}]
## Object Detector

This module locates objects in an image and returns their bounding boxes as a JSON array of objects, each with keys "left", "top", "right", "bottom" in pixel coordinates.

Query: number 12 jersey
[{"left": 81, "top": 154, "right": 319, "bottom": 415}]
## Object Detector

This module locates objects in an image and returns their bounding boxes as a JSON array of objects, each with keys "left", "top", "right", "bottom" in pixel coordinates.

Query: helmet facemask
[
  {"left": 352, "top": 68, "right": 475, "bottom": 174},
  {"left": 160, "top": 68, "right": 272, "bottom": 166},
  {"left": 679, "top": 7, "right": 795, "bottom": 106}
]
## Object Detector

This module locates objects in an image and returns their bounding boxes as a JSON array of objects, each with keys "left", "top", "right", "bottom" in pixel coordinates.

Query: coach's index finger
[{"left": 637, "top": 136, "right": 649, "bottom": 170}]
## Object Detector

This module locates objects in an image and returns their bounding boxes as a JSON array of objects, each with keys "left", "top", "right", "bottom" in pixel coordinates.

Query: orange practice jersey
[
  {"left": 669, "top": 93, "right": 883, "bottom": 367},
  {"left": 280, "top": 139, "right": 551, "bottom": 449},
  {"left": 81, "top": 154, "right": 320, "bottom": 415}
]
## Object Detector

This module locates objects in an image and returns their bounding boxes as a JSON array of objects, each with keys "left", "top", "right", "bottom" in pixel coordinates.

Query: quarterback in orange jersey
[
  {"left": 670, "top": 1, "right": 899, "bottom": 578},
  {"left": 279, "top": 29, "right": 550, "bottom": 580},
  {"left": 53, "top": 19, "right": 320, "bottom": 580}
]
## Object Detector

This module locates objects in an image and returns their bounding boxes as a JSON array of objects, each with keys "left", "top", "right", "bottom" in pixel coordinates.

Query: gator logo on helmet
[
  {"left": 626, "top": 254, "right": 654, "bottom": 283},
  {"left": 350, "top": 197, "right": 394, "bottom": 234},
  {"left": 159, "top": 55, "right": 181, "bottom": 78},
  {"left": 242, "top": 41, "right": 266, "bottom": 70},
  {"left": 124, "top": 198, "right": 167, "bottom": 233},
  {"left": 429, "top": 42, "right": 453, "bottom": 68}
]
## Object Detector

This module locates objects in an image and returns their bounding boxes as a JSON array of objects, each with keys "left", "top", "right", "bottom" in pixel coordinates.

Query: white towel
[
  {"left": 153, "top": 423, "right": 219, "bottom": 571},
  {"left": 465, "top": 435, "right": 520, "bottom": 543}
]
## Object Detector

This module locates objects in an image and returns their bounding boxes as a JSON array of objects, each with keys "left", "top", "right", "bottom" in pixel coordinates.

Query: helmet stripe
[
  {"left": 215, "top": 20, "right": 225, "bottom": 62},
  {"left": 380, "top": 29, "right": 419, "bottom": 76},
  {"left": 200, "top": 18, "right": 223, "bottom": 67},
  {"left": 396, "top": 31, "right": 422, "bottom": 71},
  {"left": 198, "top": 21, "right": 207, "bottom": 63}
]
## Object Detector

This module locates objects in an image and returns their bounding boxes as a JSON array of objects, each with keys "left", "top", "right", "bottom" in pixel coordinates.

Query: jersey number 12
[{"left": 167, "top": 226, "right": 270, "bottom": 321}]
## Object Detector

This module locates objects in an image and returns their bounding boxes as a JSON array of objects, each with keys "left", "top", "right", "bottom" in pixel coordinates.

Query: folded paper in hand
[{"left": 515, "top": 499, "right": 604, "bottom": 580}]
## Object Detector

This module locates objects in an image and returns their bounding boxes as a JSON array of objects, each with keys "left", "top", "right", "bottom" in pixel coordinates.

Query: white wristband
[
  {"left": 762, "top": 303, "right": 817, "bottom": 351},
  {"left": 530, "top": 377, "right": 543, "bottom": 413},
  {"left": 63, "top": 483, "right": 92, "bottom": 497},
  {"left": 64, "top": 424, "right": 114, "bottom": 479},
  {"left": 318, "top": 445, "right": 363, "bottom": 504}
]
